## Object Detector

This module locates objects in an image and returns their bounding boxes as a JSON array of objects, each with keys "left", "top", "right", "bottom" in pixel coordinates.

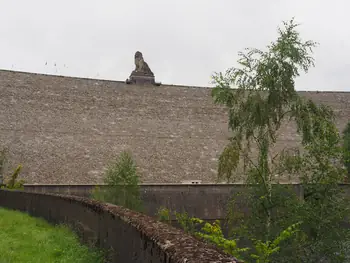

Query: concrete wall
[
  {"left": 1, "top": 70, "right": 350, "bottom": 184},
  {"left": 23, "top": 183, "right": 305, "bottom": 220},
  {"left": 0, "top": 190, "right": 238, "bottom": 263},
  {"left": 23, "top": 184, "right": 239, "bottom": 219}
]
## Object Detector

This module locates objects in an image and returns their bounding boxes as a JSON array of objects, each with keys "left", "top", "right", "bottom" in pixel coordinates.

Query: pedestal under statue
[{"left": 126, "top": 51, "right": 160, "bottom": 86}]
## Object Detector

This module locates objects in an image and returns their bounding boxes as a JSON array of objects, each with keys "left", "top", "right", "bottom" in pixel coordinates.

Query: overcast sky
[{"left": 0, "top": 0, "right": 349, "bottom": 91}]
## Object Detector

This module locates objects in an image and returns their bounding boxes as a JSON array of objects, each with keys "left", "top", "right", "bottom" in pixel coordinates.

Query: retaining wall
[
  {"left": 0, "top": 189, "right": 238, "bottom": 263},
  {"left": 23, "top": 184, "right": 305, "bottom": 220}
]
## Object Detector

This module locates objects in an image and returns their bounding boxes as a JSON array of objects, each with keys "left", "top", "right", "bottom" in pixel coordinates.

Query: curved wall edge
[{"left": 0, "top": 190, "right": 238, "bottom": 263}]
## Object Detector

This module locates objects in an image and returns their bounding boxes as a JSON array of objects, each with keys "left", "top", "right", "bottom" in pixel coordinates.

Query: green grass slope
[{"left": 0, "top": 207, "right": 104, "bottom": 263}]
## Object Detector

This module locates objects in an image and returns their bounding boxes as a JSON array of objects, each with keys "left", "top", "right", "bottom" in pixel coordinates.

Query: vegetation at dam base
[
  {"left": 91, "top": 150, "right": 144, "bottom": 212},
  {"left": 156, "top": 207, "right": 301, "bottom": 263},
  {"left": 204, "top": 18, "right": 350, "bottom": 263},
  {"left": 0, "top": 148, "right": 25, "bottom": 190},
  {"left": 91, "top": 19, "right": 350, "bottom": 262},
  {"left": 0, "top": 207, "right": 104, "bottom": 263}
]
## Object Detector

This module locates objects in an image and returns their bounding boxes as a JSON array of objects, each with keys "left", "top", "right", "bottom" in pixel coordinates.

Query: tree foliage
[
  {"left": 0, "top": 148, "right": 24, "bottom": 190},
  {"left": 2, "top": 164, "right": 24, "bottom": 190},
  {"left": 156, "top": 207, "right": 300, "bottom": 263},
  {"left": 91, "top": 151, "right": 143, "bottom": 212},
  {"left": 211, "top": 18, "right": 350, "bottom": 262}
]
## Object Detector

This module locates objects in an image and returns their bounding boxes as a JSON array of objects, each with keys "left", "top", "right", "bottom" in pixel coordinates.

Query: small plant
[
  {"left": 91, "top": 186, "right": 106, "bottom": 201},
  {"left": 4, "top": 164, "right": 25, "bottom": 189},
  {"left": 195, "top": 219, "right": 248, "bottom": 260},
  {"left": 0, "top": 148, "right": 24, "bottom": 190},
  {"left": 250, "top": 222, "right": 301, "bottom": 263},
  {"left": 158, "top": 208, "right": 301, "bottom": 263},
  {"left": 174, "top": 211, "right": 198, "bottom": 234},
  {"left": 156, "top": 206, "right": 172, "bottom": 224},
  {"left": 158, "top": 209, "right": 247, "bottom": 261}
]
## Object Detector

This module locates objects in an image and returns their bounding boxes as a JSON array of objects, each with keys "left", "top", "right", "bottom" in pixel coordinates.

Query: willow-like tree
[{"left": 212, "top": 19, "right": 350, "bottom": 262}]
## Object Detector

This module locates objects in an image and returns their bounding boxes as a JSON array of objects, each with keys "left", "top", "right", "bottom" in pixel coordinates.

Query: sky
[{"left": 0, "top": 0, "right": 349, "bottom": 91}]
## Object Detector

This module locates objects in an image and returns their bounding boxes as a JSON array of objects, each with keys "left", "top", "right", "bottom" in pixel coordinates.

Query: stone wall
[
  {"left": 23, "top": 184, "right": 239, "bottom": 219},
  {"left": 1, "top": 69, "right": 350, "bottom": 184},
  {"left": 0, "top": 189, "right": 238, "bottom": 263},
  {"left": 23, "top": 183, "right": 305, "bottom": 220},
  {"left": 0, "top": 70, "right": 228, "bottom": 184}
]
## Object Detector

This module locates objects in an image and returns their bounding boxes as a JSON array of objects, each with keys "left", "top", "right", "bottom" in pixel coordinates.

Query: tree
[
  {"left": 211, "top": 18, "right": 350, "bottom": 262},
  {"left": 91, "top": 151, "right": 143, "bottom": 212}
]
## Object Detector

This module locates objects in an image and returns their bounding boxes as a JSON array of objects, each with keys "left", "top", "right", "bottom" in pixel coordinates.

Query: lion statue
[{"left": 134, "top": 51, "right": 154, "bottom": 76}]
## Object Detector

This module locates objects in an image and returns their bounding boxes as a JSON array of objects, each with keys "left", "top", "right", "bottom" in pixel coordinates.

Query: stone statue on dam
[
  {"left": 126, "top": 51, "right": 161, "bottom": 86},
  {"left": 134, "top": 51, "right": 154, "bottom": 76}
]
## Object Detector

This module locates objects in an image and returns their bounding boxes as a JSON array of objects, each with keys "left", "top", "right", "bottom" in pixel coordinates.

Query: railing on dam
[{"left": 0, "top": 189, "right": 238, "bottom": 263}]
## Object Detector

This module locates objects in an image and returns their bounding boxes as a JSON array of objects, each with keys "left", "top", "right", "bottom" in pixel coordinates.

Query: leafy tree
[
  {"left": 211, "top": 18, "right": 350, "bottom": 262},
  {"left": 91, "top": 151, "right": 143, "bottom": 212}
]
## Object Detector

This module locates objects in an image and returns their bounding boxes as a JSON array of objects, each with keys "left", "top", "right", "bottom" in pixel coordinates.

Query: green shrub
[
  {"left": 91, "top": 151, "right": 143, "bottom": 212},
  {"left": 156, "top": 207, "right": 299, "bottom": 263},
  {"left": 0, "top": 148, "right": 25, "bottom": 190},
  {"left": 156, "top": 206, "right": 172, "bottom": 224},
  {"left": 4, "top": 164, "right": 25, "bottom": 189}
]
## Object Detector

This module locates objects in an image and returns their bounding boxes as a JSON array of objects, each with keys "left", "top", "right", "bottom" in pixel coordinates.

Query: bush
[
  {"left": 0, "top": 148, "right": 24, "bottom": 190},
  {"left": 156, "top": 207, "right": 299, "bottom": 263},
  {"left": 91, "top": 151, "right": 143, "bottom": 212},
  {"left": 156, "top": 206, "right": 172, "bottom": 225},
  {"left": 2, "top": 164, "right": 25, "bottom": 190}
]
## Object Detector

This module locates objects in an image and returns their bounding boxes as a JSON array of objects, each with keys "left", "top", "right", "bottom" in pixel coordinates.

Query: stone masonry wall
[
  {"left": 23, "top": 183, "right": 305, "bottom": 220},
  {"left": 0, "top": 189, "right": 239, "bottom": 263},
  {"left": 1, "top": 69, "right": 350, "bottom": 184}
]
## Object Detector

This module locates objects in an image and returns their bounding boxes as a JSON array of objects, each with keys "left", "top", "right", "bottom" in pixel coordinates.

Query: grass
[{"left": 0, "top": 207, "right": 104, "bottom": 263}]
